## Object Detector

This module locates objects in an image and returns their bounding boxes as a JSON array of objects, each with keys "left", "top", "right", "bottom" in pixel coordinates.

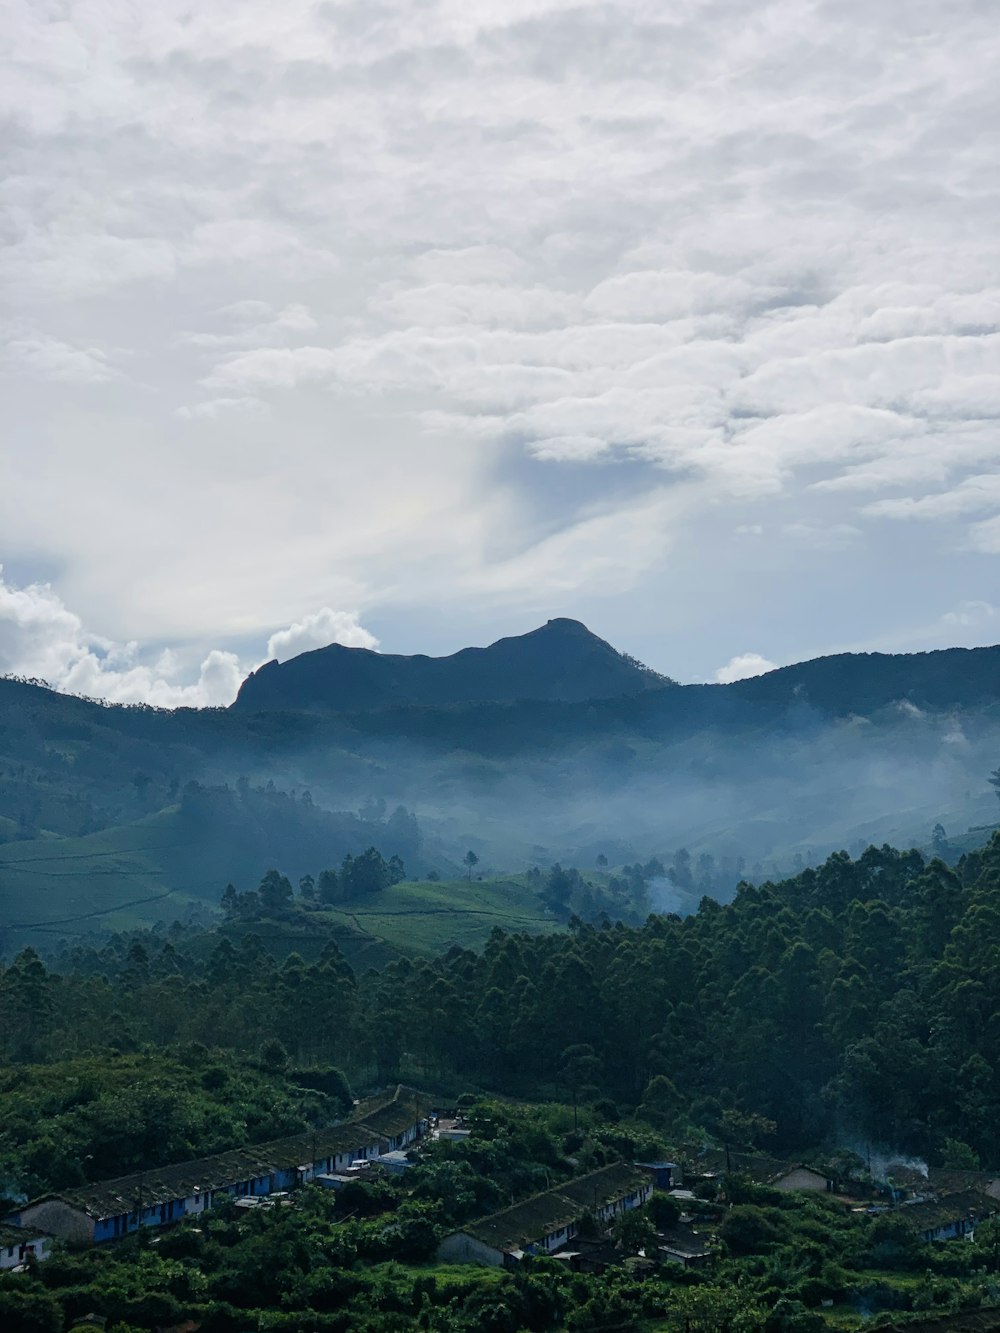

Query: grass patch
[
  {"left": 209, "top": 877, "right": 561, "bottom": 969},
  {"left": 0, "top": 807, "right": 209, "bottom": 942},
  {"left": 313, "top": 876, "right": 559, "bottom": 957}
]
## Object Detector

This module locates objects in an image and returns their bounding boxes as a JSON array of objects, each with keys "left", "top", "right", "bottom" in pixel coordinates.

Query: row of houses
[
  {"left": 689, "top": 1147, "right": 1000, "bottom": 1204},
  {"left": 682, "top": 1149, "right": 1000, "bottom": 1246},
  {"left": 684, "top": 1148, "right": 837, "bottom": 1193},
  {"left": 436, "top": 1163, "right": 653, "bottom": 1267},
  {"left": 5, "top": 1085, "right": 434, "bottom": 1249}
]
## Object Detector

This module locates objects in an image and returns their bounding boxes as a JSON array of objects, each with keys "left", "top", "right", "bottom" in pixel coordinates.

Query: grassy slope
[
  {"left": 0, "top": 812, "right": 559, "bottom": 962},
  {"left": 212, "top": 877, "right": 561, "bottom": 970},
  {"left": 0, "top": 807, "right": 203, "bottom": 939},
  {"left": 318, "top": 876, "right": 558, "bottom": 955}
]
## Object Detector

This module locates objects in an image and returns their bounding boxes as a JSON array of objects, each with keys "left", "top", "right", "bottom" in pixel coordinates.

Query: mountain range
[
  {"left": 3, "top": 617, "right": 1000, "bottom": 953},
  {"left": 233, "top": 616, "right": 1000, "bottom": 717}
]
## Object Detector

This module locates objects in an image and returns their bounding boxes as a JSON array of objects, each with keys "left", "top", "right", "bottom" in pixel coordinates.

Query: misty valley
[{"left": 5, "top": 623, "right": 1000, "bottom": 1332}]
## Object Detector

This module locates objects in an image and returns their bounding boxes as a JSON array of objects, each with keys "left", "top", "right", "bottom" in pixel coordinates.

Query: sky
[{"left": 3, "top": 0, "right": 1000, "bottom": 705}]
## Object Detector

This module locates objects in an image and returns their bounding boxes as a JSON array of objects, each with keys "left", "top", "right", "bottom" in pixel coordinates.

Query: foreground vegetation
[
  {"left": 7, "top": 833, "right": 1000, "bottom": 1328},
  {"left": 8, "top": 836, "right": 1000, "bottom": 1158},
  {"left": 7, "top": 1097, "right": 1000, "bottom": 1332}
]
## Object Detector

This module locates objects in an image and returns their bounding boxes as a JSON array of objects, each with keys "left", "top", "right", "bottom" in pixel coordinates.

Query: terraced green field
[
  {"left": 0, "top": 804, "right": 559, "bottom": 962},
  {"left": 0, "top": 808, "right": 212, "bottom": 944},
  {"left": 0, "top": 805, "right": 194, "bottom": 933},
  {"left": 206, "top": 876, "right": 559, "bottom": 970},
  {"left": 317, "top": 876, "right": 558, "bottom": 956}
]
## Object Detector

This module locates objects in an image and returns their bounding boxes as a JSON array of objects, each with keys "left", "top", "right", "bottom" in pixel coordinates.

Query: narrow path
[{"left": 6, "top": 889, "right": 176, "bottom": 929}]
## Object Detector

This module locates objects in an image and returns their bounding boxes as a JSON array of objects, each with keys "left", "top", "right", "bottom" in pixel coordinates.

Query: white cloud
[
  {"left": 941, "top": 600, "right": 997, "bottom": 629},
  {"left": 2, "top": 334, "right": 118, "bottom": 383},
  {"left": 458, "top": 484, "right": 694, "bottom": 607},
  {"left": 968, "top": 516, "right": 1000, "bottom": 555},
  {"left": 0, "top": 569, "right": 376, "bottom": 707},
  {"left": 5, "top": 0, "right": 1000, "bottom": 669},
  {"left": 175, "top": 396, "right": 266, "bottom": 420},
  {"left": 583, "top": 270, "right": 765, "bottom": 322},
  {"left": 528, "top": 434, "right": 610, "bottom": 462},
  {"left": 178, "top": 302, "right": 319, "bottom": 351},
  {"left": 864, "top": 473, "right": 1000, "bottom": 521},
  {"left": 896, "top": 699, "right": 924, "bottom": 719},
  {"left": 266, "top": 608, "right": 379, "bottom": 661},
  {"left": 782, "top": 522, "right": 862, "bottom": 550},
  {"left": 714, "top": 653, "right": 778, "bottom": 684}
]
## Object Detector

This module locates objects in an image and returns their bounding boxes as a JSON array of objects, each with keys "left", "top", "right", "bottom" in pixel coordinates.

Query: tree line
[
  {"left": 7, "top": 833, "right": 1000, "bottom": 1169},
  {"left": 220, "top": 849, "right": 407, "bottom": 921}
]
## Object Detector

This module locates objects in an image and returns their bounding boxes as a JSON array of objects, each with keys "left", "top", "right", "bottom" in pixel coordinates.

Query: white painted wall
[
  {"left": 0, "top": 1235, "right": 52, "bottom": 1269},
  {"left": 437, "top": 1232, "right": 506, "bottom": 1266}
]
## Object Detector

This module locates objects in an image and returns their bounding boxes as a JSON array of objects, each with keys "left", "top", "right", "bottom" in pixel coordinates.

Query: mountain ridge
[
  {"left": 233, "top": 617, "right": 673, "bottom": 713},
  {"left": 231, "top": 614, "right": 1000, "bottom": 719},
  {"left": 4, "top": 626, "right": 1000, "bottom": 951}
]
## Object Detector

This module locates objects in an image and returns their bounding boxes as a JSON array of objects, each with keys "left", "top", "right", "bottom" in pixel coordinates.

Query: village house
[
  {"left": 352, "top": 1092, "right": 430, "bottom": 1151},
  {"left": 657, "top": 1224, "right": 713, "bottom": 1268},
  {"left": 684, "top": 1148, "right": 839, "bottom": 1196},
  {"left": 898, "top": 1190, "right": 998, "bottom": 1243},
  {"left": 372, "top": 1150, "right": 414, "bottom": 1175},
  {"left": 0, "top": 1222, "right": 52, "bottom": 1271},
  {"left": 926, "top": 1169, "right": 1000, "bottom": 1202},
  {"left": 436, "top": 1163, "right": 652, "bottom": 1268},
  {"left": 772, "top": 1166, "right": 834, "bottom": 1193},
  {"left": 634, "top": 1160, "right": 681, "bottom": 1190},
  {"left": 6, "top": 1086, "right": 434, "bottom": 1248}
]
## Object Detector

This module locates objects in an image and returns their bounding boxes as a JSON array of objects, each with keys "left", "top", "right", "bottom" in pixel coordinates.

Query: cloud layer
[
  {"left": 714, "top": 653, "right": 778, "bottom": 685},
  {"left": 4, "top": 0, "right": 1000, "bottom": 688},
  {"left": 0, "top": 570, "right": 374, "bottom": 707}
]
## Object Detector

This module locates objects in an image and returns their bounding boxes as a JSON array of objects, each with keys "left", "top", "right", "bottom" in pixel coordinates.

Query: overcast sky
[{"left": 3, "top": 0, "right": 1000, "bottom": 705}]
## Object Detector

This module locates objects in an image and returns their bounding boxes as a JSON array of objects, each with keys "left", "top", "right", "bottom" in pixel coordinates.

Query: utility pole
[{"left": 133, "top": 1168, "right": 145, "bottom": 1236}]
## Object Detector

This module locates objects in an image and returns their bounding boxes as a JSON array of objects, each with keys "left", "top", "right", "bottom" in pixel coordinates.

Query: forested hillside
[{"left": 6, "top": 835, "right": 1000, "bottom": 1168}]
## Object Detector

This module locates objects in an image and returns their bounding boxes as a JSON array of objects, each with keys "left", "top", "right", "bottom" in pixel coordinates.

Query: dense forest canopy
[{"left": 6, "top": 834, "right": 1000, "bottom": 1180}]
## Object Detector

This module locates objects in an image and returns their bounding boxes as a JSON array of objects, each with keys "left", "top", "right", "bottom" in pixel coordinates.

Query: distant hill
[
  {"left": 232, "top": 618, "right": 672, "bottom": 713},
  {"left": 5, "top": 626, "right": 1000, "bottom": 954},
  {"left": 731, "top": 645, "right": 1000, "bottom": 716},
  {"left": 233, "top": 623, "right": 1000, "bottom": 720}
]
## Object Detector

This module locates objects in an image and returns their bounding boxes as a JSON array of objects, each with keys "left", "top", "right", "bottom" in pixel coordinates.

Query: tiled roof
[
  {"left": 0, "top": 1223, "right": 49, "bottom": 1247},
  {"left": 463, "top": 1163, "right": 649, "bottom": 1253},
  {"left": 926, "top": 1169, "right": 1000, "bottom": 1196},
  {"left": 899, "top": 1190, "right": 998, "bottom": 1234},
  {"left": 23, "top": 1085, "right": 434, "bottom": 1222},
  {"left": 357, "top": 1092, "right": 432, "bottom": 1139},
  {"left": 686, "top": 1149, "right": 829, "bottom": 1185}
]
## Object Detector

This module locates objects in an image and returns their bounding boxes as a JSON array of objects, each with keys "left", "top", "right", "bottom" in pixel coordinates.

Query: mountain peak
[
  {"left": 232, "top": 619, "right": 667, "bottom": 714},
  {"left": 530, "top": 617, "right": 599, "bottom": 640}
]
